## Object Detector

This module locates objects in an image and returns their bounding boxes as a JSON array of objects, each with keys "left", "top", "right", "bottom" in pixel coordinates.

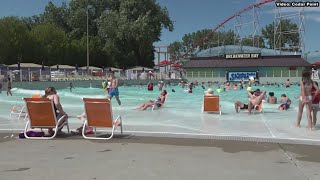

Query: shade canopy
[
  {"left": 171, "top": 64, "right": 182, "bottom": 68},
  {"left": 159, "top": 60, "right": 171, "bottom": 65},
  {"left": 312, "top": 62, "right": 320, "bottom": 66},
  {"left": 127, "top": 66, "right": 153, "bottom": 71},
  {"left": 50, "top": 65, "right": 75, "bottom": 69},
  {"left": 8, "top": 63, "right": 43, "bottom": 68},
  {"left": 107, "top": 67, "right": 122, "bottom": 71},
  {"left": 81, "top": 66, "right": 101, "bottom": 70}
]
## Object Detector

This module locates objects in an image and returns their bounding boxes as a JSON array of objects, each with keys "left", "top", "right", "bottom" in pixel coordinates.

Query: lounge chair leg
[
  {"left": 67, "top": 123, "right": 70, "bottom": 134},
  {"left": 82, "top": 120, "right": 115, "bottom": 140},
  {"left": 24, "top": 121, "right": 58, "bottom": 140},
  {"left": 119, "top": 116, "right": 123, "bottom": 135}
]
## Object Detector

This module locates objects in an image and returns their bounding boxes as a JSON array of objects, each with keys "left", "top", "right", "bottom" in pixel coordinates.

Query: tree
[
  {"left": 168, "top": 41, "right": 183, "bottom": 60},
  {"left": 42, "top": 2, "right": 70, "bottom": 33},
  {"left": 168, "top": 29, "right": 240, "bottom": 59},
  {"left": 241, "top": 35, "right": 265, "bottom": 48},
  {"left": 97, "top": 0, "right": 174, "bottom": 68},
  {"left": 0, "top": 17, "right": 31, "bottom": 64},
  {"left": 0, "top": 0, "right": 174, "bottom": 68},
  {"left": 30, "top": 24, "right": 67, "bottom": 65},
  {"left": 262, "top": 19, "right": 299, "bottom": 51}
]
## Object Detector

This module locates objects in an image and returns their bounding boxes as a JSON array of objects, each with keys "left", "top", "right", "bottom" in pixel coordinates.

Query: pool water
[{"left": 1, "top": 84, "right": 320, "bottom": 142}]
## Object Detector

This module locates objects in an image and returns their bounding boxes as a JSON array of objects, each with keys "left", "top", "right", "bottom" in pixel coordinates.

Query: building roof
[
  {"left": 8, "top": 63, "right": 43, "bottom": 68},
  {"left": 184, "top": 55, "right": 311, "bottom": 68},
  {"left": 196, "top": 45, "right": 299, "bottom": 57},
  {"left": 127, "top": 66, "right": 153, "bottom": 71},
  {"left": 108, "top": 67, "right": 122, "bottom": 71},
  {"left": 50, "top": 65, "right": 75, "bottom": 69},
  {"left": 80, "top": 66, "right": 101, "bottom": 70}
]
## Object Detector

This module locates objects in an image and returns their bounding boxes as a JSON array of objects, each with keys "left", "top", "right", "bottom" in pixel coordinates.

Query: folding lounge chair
[
  {"left": 253, "top": 100, "right": 264, "bottom": 114},
  {"left": 10, "top": 105, "right": 27, "bottom": 121},
  {"left": 202, "top": 95, "right": 222, "bottom": 115},
  {"left": 82, "top": 98, "right": 123, "bottom": 140},
  {"left": 10, "top": 94, "right": 43, "bottom": 121},
  {"left": 23, "top": 98, "right": 69, "bottom": 139},
  {"left": 152, "top": 94, "right": 169, "bottom": 111}
]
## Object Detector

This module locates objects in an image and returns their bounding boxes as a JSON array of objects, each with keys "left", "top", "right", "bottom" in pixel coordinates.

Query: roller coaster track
[{"left": 174, "top": 0, "right": 275, "bottom": 64}]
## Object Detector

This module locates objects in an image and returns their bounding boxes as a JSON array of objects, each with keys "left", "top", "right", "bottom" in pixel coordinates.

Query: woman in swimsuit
[
  {"left": 296, "top": 70, "right": 318, "bottom": 130},
  {"left": 136, "top": 90, "right": 167, "bottom": 110},
  {"left": 7, "top": 77, "right": 12, "bottom": 96},
  {"left": 43, "top": 87, "right": 68, "bottom": 135}
]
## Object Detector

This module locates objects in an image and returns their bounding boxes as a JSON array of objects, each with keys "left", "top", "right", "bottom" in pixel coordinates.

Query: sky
[{"left": 0, "top": 0, "right": 319, "bottom": 54}]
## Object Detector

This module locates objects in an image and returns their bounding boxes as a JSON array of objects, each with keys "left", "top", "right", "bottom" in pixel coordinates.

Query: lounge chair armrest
[
  {"left": 114, "top": 115, "right": 122, "bottom": 126},
  {"left": 57, "top": 115, "right": 67, "bottom": 124}
]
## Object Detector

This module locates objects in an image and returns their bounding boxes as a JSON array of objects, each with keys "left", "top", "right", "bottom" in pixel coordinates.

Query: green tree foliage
[
  {"left": 0, "top": 0, "right": 173, "bottom": 69},
  {"left": 168, "top": 29, "right": 241, "bottom": 58},
  {"left": 30, "top": 23, "right": 67, "bottom": 65},
  {"left": 168, "top": 20, "right": 299, "bottom": 59},
  {"left": 97, "top": 0, "right": 173, "bottom": 68},
  {"left": 0, "top": 17, "right": 31, "bottom": 64},
  {"left": 262, "top": 19, "right": 299, "bottom": 50}
]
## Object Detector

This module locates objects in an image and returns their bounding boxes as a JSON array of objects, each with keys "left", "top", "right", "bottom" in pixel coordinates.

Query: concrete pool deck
[{"left": 0, "top": 133, "right": 320, "bottom": 180}]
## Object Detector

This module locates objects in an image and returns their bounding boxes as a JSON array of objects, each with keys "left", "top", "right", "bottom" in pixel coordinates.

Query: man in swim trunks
[
  {"left": 247, "top": 90, "right": 266, "bottom": 114},
  {"left": 235, "top": 101, "right": 249, "bottom": 113},
  {"left": 107, "top": 71, "right": 121, "bottom": 105}
]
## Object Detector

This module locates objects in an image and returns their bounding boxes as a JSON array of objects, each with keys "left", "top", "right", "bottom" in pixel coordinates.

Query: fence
[
  {"left": 0, "top": 68, "right": 184, "bottom": 82},
  {"left": 125, "top": 71, "right": 183, "bottom": 80},
  {"left": 0, "top": 69, "right": 109, "bottom": 82},
  {"left": 185, "top": 69, "right": 305, "bottom": 79}
]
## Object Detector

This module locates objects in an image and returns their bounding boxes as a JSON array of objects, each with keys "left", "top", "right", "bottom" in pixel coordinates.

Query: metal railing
[{"left": 185, "top": 70, "right": 306, "bottom": 79}]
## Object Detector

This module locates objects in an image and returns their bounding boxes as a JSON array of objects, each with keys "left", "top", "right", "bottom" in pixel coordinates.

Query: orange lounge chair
[
  {"left": 254, "top": 100, "right": 264, "bottom": 114},
  {"left": 202, "top": 95, "right": 221, "bottom": 115},
  {"left": 82, "top": 98, "right": 123, "bottom": 140},
  {"left": 23, "top": 98, "right": 69, "bottom": 139}
]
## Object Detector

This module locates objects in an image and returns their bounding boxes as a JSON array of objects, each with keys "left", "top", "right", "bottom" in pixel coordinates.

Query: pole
[
  {"left": 20, "top": 69, "right": 22, "bottom": 82},
  {"left": 40, "top": 69, "right": 42, "bottom": 81},
  {"left": 86, "top": 6, "right": 90, "bottom": 75}
]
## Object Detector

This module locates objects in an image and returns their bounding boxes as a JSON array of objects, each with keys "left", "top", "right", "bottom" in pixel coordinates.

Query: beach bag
[{"left": 19, "top": 131, "right": 45, "bottom": 138}]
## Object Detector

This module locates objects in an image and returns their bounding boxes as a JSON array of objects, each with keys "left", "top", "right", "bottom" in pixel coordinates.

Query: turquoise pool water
[
  {"left": 1, "top": 84, "right": 320, "bottom": 141},
  {"left": 1, "top": 84, "right": 300, "bottom": 119}
]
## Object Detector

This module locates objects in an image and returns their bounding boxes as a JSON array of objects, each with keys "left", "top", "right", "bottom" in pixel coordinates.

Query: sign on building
[
  {"left": 227, "top": 72, "right": 257, "bottom": 82},
  {"left": 225, "top": 53, "right": 260, "bottom": 59}
]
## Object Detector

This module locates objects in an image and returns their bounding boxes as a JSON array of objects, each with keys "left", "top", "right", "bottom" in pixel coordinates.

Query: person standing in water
[
  {"left": 0, "top": 80, "right": 2, "bottom": 93},
  {"left": 296, "top": 69, "right": 318, "bottom": 130},
  {"left": 7, "top": 77, "right": 12, "bottom": 96},
  {"left": 108, "top": 71, "right": 121, "bottom": 105},
  {"left": 69, "top": 82, "right": 74, "bottom": 92}
]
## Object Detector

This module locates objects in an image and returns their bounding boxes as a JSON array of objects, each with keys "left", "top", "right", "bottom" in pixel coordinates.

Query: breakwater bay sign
[{"left": 225, "top": 53, "right": 260, "bottom": 59}]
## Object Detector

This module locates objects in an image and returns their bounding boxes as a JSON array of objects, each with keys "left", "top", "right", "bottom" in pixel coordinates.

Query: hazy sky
[{"left": 0, "top": 0, "right": 319, "bottom": 53}]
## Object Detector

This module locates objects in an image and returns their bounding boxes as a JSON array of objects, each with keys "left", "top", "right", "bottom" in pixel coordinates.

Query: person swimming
[
  {"left": 216, "top": 87, "right": 222, "bottom": 93},
  {"left": 147, "top": 83, "right": 154, "bottom": 91}
]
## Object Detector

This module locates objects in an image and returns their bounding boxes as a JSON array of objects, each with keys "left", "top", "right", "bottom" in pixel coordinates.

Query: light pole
[{"left": 86, "top": 6, "right": 90, "bottom": 75}]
